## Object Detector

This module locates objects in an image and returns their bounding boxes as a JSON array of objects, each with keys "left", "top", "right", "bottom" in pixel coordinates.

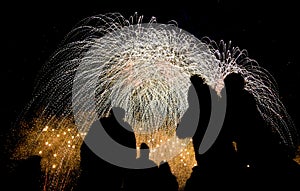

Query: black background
[{"left": 1, "top": 0, "right": 299, "bottom": 190}]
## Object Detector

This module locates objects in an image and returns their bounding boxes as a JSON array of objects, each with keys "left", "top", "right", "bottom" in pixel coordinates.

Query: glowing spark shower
[
  {"left": 13, "top": 12, "right": 298, "bottom": 190},
  {"left": 294, "top": 146, "right": 300, "bottom": 165},
  {"left": 13, "top": 115, "right": 83, "bottom": 190}
]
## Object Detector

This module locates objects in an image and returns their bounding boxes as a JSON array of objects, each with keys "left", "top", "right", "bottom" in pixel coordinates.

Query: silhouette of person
[
  {"left": 184, "top": 75, "right": 233, "bottom": 190},
  {"left": 158, "top": 161, "right": 179, "bottom": 191},
  {"left": 176, "top": 75, "right": 212, "bottom": 163},
  {"left": 222, "top": 73, "right": 265, "bottom": 166},
  {"left": 185, "top": 73, "right": 265, "bottom": 189},
  {"left": 216, "top": 72, "right": 283, "bottom": 188},
  {"left": 177, "top": 75, "right": 236, "bottom": 190},
  {"left": 136, "top": 143, "right": 157, "bottom": 167},
  {"left": 78, "top": 107, "right": 137, "bottom": 191},
  {"left": 103, "top": 107, "right": 136, "bottom": 149},
  {"left": 223, "top": 73, "right": 300, "bottom": 188},
  {"left": 123, "top": 143, "right": 161, "bottom": 191},
  {"left": 176, "top": 75, "right": 211, "bottom": 150},
  {"left": 176, "top": 76, "right": 201, "bottom": 139}
]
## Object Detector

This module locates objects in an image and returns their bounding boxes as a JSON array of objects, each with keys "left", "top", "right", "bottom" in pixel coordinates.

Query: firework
[{"left": 13, "top": 13, "right": 298, "bottom": 190}]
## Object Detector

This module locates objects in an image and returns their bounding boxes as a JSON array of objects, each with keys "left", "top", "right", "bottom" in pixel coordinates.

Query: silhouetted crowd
[
  {"left": 78, "top": 73, "right": 300, "bottom": 190},
  {"left": 3, "top": 74, "right": 300, "bottom": 191}
]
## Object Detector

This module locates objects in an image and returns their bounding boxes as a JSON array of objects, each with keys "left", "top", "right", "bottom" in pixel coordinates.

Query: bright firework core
[{"left": 13, "top": 13, "right": 298, "bottom": 191}]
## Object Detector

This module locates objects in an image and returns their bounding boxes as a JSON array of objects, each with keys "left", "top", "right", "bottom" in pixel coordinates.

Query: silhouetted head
[
  {"left": 140, "top": 143, "right": 150, "bottom": 159},
  {"left": 190, "top": 75, "right": 205, "bottom": 86},
  {"left": 110, "top": 106, "right": 135, "bottom": 133},
  {"left": 111, "top": 107, "right": 125, "bottom": 119},
  {"left": 159, "top": 161, "right": 171, "bottom": 171},
  {"left": 140, "top": 143, "right": 149, "bottom": 149},
  {"left": 224, "top": 73, "right": 245, "bottom": 93},
  {"left": 188, "top": 75, "right": 206, "bottom": 103}
]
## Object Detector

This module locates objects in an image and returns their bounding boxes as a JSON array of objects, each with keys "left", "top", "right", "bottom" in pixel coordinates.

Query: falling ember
[{"left": 232, "top": 141, "right": 238, "bottom": 152}]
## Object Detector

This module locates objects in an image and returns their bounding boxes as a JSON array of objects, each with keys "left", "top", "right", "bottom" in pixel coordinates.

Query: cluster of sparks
[
  {"left": 13, "top": 12, "right": 298, "bottom": 190},
  {"left": 13, "top": 116, "right": 83, "bottom": 190}
]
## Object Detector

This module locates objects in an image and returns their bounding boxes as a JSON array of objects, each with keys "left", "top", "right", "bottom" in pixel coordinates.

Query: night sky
[{"left": 1, "top": 0, "right": 299, "bottom": 190}]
